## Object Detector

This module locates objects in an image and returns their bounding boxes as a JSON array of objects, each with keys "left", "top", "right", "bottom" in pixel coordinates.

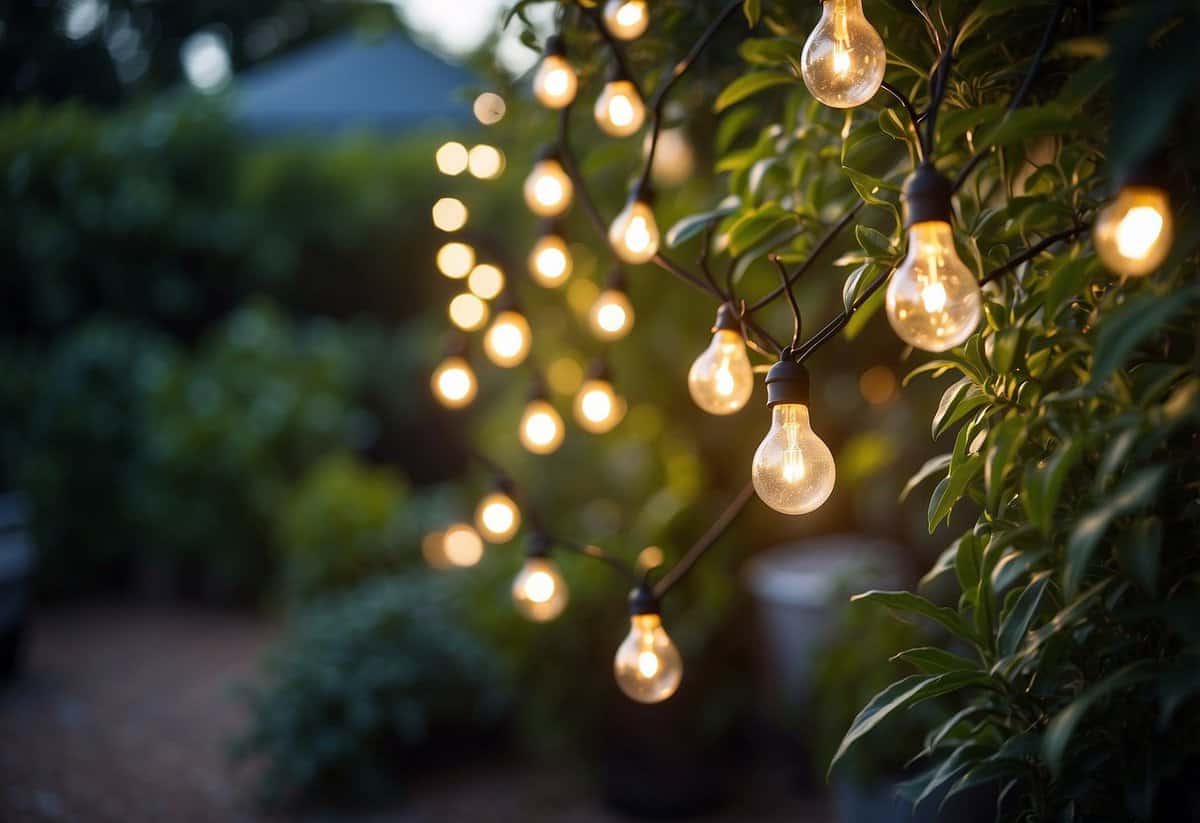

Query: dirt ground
[{"left": 0, "top": 605, "right": 831, "bottom": 823}]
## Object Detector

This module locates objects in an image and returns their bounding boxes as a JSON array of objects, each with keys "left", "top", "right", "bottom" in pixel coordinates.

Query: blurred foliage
[{"left": 233, "top": 573, "right": 512, "bottom": 806}]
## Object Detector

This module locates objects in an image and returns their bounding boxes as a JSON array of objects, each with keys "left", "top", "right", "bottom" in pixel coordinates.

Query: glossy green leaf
[
  {"left": 1043, "top": 661, "right": 1157, "bottom": 775},
  {"left": 1065, "top": 466, "right": 1166, "bottom": 596},
  {"left": 853, "top": 590, "right": 973, "bottom": 641},
  {"left": 1090, "top": 284, "right": 1200, "bottom": 387},
  {"left": 714, "top": 70, "right": 797, "bottom": 113}
]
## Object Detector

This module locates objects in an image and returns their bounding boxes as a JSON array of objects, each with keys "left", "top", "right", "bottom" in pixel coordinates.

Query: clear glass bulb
[
  {"left": 609, "top": 199, "right": 659, "bottom": 264},
  {"left": 523, "top": 158, "right": 573, "bottom": 217},
  {"left": 752, "top": 403, "right": 836, "bottom": 515},
  {"left": 512, "top": 557, "right": 569, "bottom": 622},
  {"left": 1094, "top": 186, "right": 1173, "bottom": 277},
  {"left": 885, "top": 221, "right": 982, "bottom": 352},
  {"left": 519, "top": 399, "right": 565, "bottom": 455},
  {"left": 475, "top": 491, "right": 521, "bottom": 543},
  {"left": 443, "top": 522, "right": 484, "bottom": 567},
  {"left": 483, "top": 310, "right": 532, "bottom": 368},
  {"left": 603, "top": 0, "right": 649, "bottom": 40},
  {"left": 613, "top": 614, "right": 683, "bottom": 703},
  {"left": 430, "top": 356, "right": 477, "bottom": 409},
  {"left": 594, "top": 80, "right": 646, "bottom": 138},
  {"left": 800, "top": 0, "right": 886, "bottom": 108},
  {"left": 648, "top": 127, "right": 695, "bottom": 187},
  {"left": 533, "top": 54, "right": 578, "bottom": 109},
  {"left": 688, "top": 329, "right": 754, "bottom": 415},
  {"left": 589, "top": 289, "right": 635, "bottom": 340},
  {"left": 529, "top": 234, "right": 573, "bottom": 287},
  {"left": 574, "top": 378, "right": 626, "bottom": 434}
]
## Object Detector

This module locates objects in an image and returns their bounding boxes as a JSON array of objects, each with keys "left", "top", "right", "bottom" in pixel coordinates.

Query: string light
[
  {"left": 468, "top": 263, "right": 505, "bottom": 300},
  {"left": 589, "top": 275, "right": 635, "bottom": 341},
  {"left": 483, "top": 309, "right": 533, "bottom": 368},
  {"left": 473, "top": 92, "right": 506, "bottom": 125},
  {"left": 752, "top": 361, "right": 836, "bottom": 515},
  {"left": 430, "top": 355, "right": 478, "bottom": 409},
  {"left": 800, "top": 0, "right": 886, "bottom": 108},
  {"left": 468, "top": 144, "right": 505, "bottom": 179},
  {"left": 647, "top": 126, "right": 695, "bottom": 187},
  {"left": 437, "top": 241, "right": 475, "bottom": 279},
  {"left": 574, "top": 363, "right": 626, "bottom": 434},
  {"left": 885, "top": 164, "right": 982, "bottom": 352},
  {"left": 436, "top": 141, "right": 469, "bottom": 175},
  {"left": 688, "top": 305, "right": 754, "bottom": 415},
  {"left": 609, "top": 193, "right": 659, "bottom": 264},
  {"left": 524, "top": 151, "right": 574, "bottom": 217},
  {"left": 1094, "top": 179, "right": 1173, "bottom": 277},
  {"left": 432, "top": 197, "right": 468, "bottom": 232},
  {"left": 529, "top": 229, "right": 573, "bottom": 287},
  {"left": 613, "top": 588, "right": 682, "bottom": 703},
  {"left": 443, "top": 523, "right": 485, "bottom": 567},
  {"left": 448, "top": 293, "right": 489, "bottom": 331},
  {"left": 512, "top": 538, "right": 569, "bottom": 622},
  {"left": 603, "top": 0, "right": 649, "bottom": 41},
  {"left": 475, "top": 490, "right": 521, "bottom": 543},
  {"left": 519, "top": 398, "right": 566, "bottom": 455},
  {"left": 594, "top": 70, "right": 646, "bottom": 138},
  {"left": 533, "top": 36, "right": 578, "bottom": 109}
]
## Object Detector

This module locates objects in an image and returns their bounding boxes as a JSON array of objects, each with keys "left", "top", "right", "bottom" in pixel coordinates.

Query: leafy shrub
[{"left": 234, "top": 573, "right": 512, "bottom": 806}]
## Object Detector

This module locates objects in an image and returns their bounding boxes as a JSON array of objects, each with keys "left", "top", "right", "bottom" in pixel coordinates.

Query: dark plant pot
[{"left": 833, "top": 774, "right": 1002, "bottom": 823}]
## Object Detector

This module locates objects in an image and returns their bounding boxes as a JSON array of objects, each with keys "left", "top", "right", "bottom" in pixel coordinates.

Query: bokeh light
[
  {"left": 437, "top": 242, "right": 475, "bottom": 278},
  {"left": 468, "top": 264, "right": 505, "bottom": 300},
  {"left": 448, "top": 293, "right": 489, "bottom": 331},
  {"left": 432, "top": 197, "right": 468, "bottom": 232},
  {"left": 473, "top": 92, "right": 507, "bottom": 125},
  {"left": 436, "top": 141, "right": 469, "bottom": 175},
  {"left": 469, "top": 145, "right": 505, "bottom": 179}
]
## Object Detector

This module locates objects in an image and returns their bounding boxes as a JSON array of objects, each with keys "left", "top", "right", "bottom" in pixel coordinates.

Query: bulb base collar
[
  {"left": 713, "top": 303, "right": 743, "bottom": 334},
  {"left": 545, "top": 35, "right": 566, "bottom": 58},
  {"left": 902, "top": 163, "right": 954, "bottom": 227},
  {"left": 765, "top": 360, "right": 810, "bottom": 407},
  {"left": 628, "top": 584, "right": 660, "bottom": 616}
]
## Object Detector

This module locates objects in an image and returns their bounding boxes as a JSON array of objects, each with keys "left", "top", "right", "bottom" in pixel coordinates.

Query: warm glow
[
  {"left": 448, "top": 293, "right": 489, "bottom": 331},
  {"left": 468, "top": 264, "right": 505, "bottom": 300},
  {"left": 524, "top": 158, "right": 573, "bottom": 217},
  {"left": 688, "top": 328, "right": 754, "bottom": 415},
  {"left": 421, "top": 531, "right": 449, "bottom": 569},
  {"left": 432, "top": 197, "right": 468, "bottom": 232},
  {"left": 1094, "top": 186, "right": 1174, "bottom": 277},
  {"left": 885, "top": 221, "right": 982, "bottom": 352},
  {"left": 436, "top": 141, "right": 469, "bottom": 175},
  {"left": 547, "top": 357, "right": 584, "bottom": 395},
  {"left": 613, "top": 613, "right": 683, "bottom": 703},
  {"left": 475, "top": 491, "right": 521, "bottom": 543},
  {"left": 603, "top": 0, "right": 649, "bottom": 40},
  {"left": 589, "top": 289, "right": 635, "bottom": 341},
  {"left": 437, "top": 242, "right": 475, "bottom": 279},
  {"left": 637, "top": 546, "right": 664, "bottom": 570},
  {"left": 574, "top": 379, "right": 625, "bottom": 434},
  {"left": 608, "top": 199, "right": 659, "bottom": 264},
  {"left": 473, "top": 92, "right": 506, "bottom": 125},
  {"left": 648, "top": 127, "right": 695, "bottom": 187},
  {"left": 483, "top": 310, "right": 532, "bottom": 368},
  {"left": 859, "top": 365, "right": 897, "bottom": 406},
  {"left": 519, "top": 400, "right": 565, "bottom": 454},
  {"left": 512, "top": 557, "right": 569, "bottom": 621},
  {"left": 443, "top": 523, "right": 484, "bottom": 567},
  {"left": 529, "top": 234, "right": 573, "bottom": 287},
  {"left": 468, "top": 144, "right": 505, "bottom": 179},
  {"left": 594, "top": 80, "right": 645, "bottom": 138},
  {"left": 800, "top": 0, "right": 886, "bottom": 108},
  {"left": 430, "top": 356, "right": 477, "bottom": 408},
  {"left": 752, "top": 403, "right": 836, "bottom": 515},
  {"left": 533, "top": 54, "right": 578, "bottom": 109}
]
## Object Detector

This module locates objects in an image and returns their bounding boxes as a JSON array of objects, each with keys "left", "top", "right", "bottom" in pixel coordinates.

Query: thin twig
[
  {"left": 747, "top": 202, "right": 864, "bottom": 313},
  {"left": 653, "top": 480, "right": 756, "bottom": 599},
  {"left": 771, "top": 255, "right": 803, "bottom": 352},
  {"left": 880, "top": 81, "right": 926, "bottom": 163},
  {"left": 979, "top": 224, "right": 1089, "bottom": 285}
]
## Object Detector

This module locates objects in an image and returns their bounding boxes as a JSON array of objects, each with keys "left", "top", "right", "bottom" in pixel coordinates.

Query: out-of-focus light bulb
[
  {"left": 603, "top": 0, "right": 649, "bottom": 40},
  {"left": 648, "top": 127, "right": 695, "bottom": 187},
  {"left": 436, "top": 141, "right": 469, "bottom": 175},
  {"left": 609, "top": 197, "right": 659, "bottom": 264},
  {"left": 589, "top": 288, "right": 635, "bottom": 340},
  {"left": 524, "top": 155, "right": 573, "bottom": 217},
  {"left": 885, "top": 221, "right": 982, "bottom": 351},
  {"left": 473, "top": 92, "right": 506, "bottom": 125},
  {"left": 431, "top": 356, "right": 477, "bottom": 408},
  {"left": 468, "top": 144, "right": 505, "bottom": 179},
  {"left": 437, "top": 242, "right": 475, "bottom": 279},
  {"left": 475, "top": 491, "right": 521, "bottom": 543},
  {"left": 468, "top": 263, "right": 505, "bottom": 300},
  {"left": 801, "top": 0, "right": 886, "bottom": 108},
  {"left": 422, "top": 530, "right": 449, "bottom": 569},
  {"left": 519, "top": 399, "right": 565, "bottom": 454},
  {"left": 688, "top": 307, "right": 753, "bottom": 415},
  {"left": 1094, "top": 185, "right": 1173, "bottom": 277},
  {"left": 448, "top": 293, "right": 489, "bottom": 331},
  {"left": 443, "top": 522, "right": 484, "bottom": 567},
  {"left": 512, "top": 556, "right": 569, "bottom": 622},
  {"left": 432, "top": 197, "right": 468, "bottom": 232},
  {"left": 614, "top": 612, "right": 682, "bottom": 703},
  {"left": 483, "top": 310, "right": 532, "bottom": 368},
  {"left": 752, "top": 361, "right": 835, "bottom": 515},
  {"left": 574, "top": 377, "right": 625, "bottom": 434},
  {"left": 533, "top": 37, "right": 578, "bottom": 109},
  {"left": 594, "top": 78, "right": 645, "bottom": 138},
  {"left": 529, "top": 233, "right": 573, "bottom": 287}
]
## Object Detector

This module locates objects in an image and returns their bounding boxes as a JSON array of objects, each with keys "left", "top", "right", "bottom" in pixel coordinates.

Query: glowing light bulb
[
  {"left": 752, "top": 361, "right": 835, "bottom": 515},
  {"left": 688, "top": 309, "right": 754, "bottom": 414},
  {"left": 483, "top": 310, "right": 532, "bottom": 368},
  {"left": 603, "top": 0, "right": 649, "bottom": 40},
  {"left": 475, "top": 491, "right": 521, "bottom": 543},
  {"left": 437, "top": 242, "right": 475, "bottom": 279},
  {"left": 800, "top": 0, "right": 886, "bottom": 108},
  {"left": 589, "top": 288, "right": 635, "bottom": 341},
  {"left": 436, "top": 141, "right": 469, "bottom": 175},
  {"left": 1094, "top": 186, "right": 1173, "bottom": 277},
  {"left": 512, "top": 557, "right": 569, "bottom": 622},
  {"left": 473, "top": 92, "right": 506, "bottom": 125},
  {"left": 885, "top": 221, "right": 982, "bottom": 351},
  {"left": 574, "top": 378, "right": 625, "bottom": 434},
  {"left": 519, "top": 399, "right": 565, "bottom": 455},
  {"left": 647, "top": 127, "right": 695, "bottom": 187},
  {"left": 524, "top": 156, "right": 573, "bottom": 217},
  {"left": 594, "top": 79, "right": 645, "bottom": 138},
  {"left": 443, "top": 523, "right": 484, "bottom": 567},
  {"left": 468, "top": 144, "right": 505, "bottom": 179},
  {"left": 448, "top": 293, "right": 489, "bottom": 331},
  {"left": 468, "top": 263, "right": 505, "bottom": 300},
  {"left": 609, "top": 198, "right": 659, "bottom": 264},
  {"left": 533, "top": 38, "right": 578, "bottom": 109},
  {"left": 529, "top": 233, "right": 573, "bottom": 287},
  {"left": 430, "top": 356, "right": 477, "bottom": 409},
  {"left": 614, "top": 613, "right": 682, "bottom": 703},
  {"left": 431, "top": 197, "right": 468, "bottom": 232}
]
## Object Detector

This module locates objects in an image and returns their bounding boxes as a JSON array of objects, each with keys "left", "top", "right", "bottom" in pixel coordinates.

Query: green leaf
[
  {"left": 984, "top": 417, "right": 1027, "bottom": 514},
  {"left": 725, "top": 204, "right": 796, "bottom": 256},
  {"left": 841, "top": 263, "right": 881, "bottom": 313},
  {"left": 855, "top": 224, "right": 895, "bottom": 258},
  {"left": 892, "top": 646, "right": 980, "bottom": 675},
  {"left": 1064, "top": 465, "right": 1167, "bottom": 597},
  {"left": 742, "top": 0, "right": 762, "bottom": 26},
  {"left": 927, "top": 454, "right": 983, "bottom": 531},
  {"left": 1090, "top": 285, "right": 1200, "bottom": 386},
  {"left": 932, "top": 378, "right": 989, "bottom": 440},
  {"left": 714, "top": 70, "right": 797, "bottom": 113},
  {"left": 664, "top": 199, "right": 740, "bottom": 248},
  {"left": 955, "top": 532, "right": 983, "bottom": 592},
  {"left": 738, "top": 37, "right": 802, "bottom": 66},
  {"left": 1020, "top": 437, "right": 1083, "bottom": 536},
  {"left": 1043, "top": 661, "right": 1157, "bottom": 775},
  {"left": 997, "top": 574, "right": 1051, "bottom": 657},
  {"left": 974, "top": 103, "right": 1090, "bottom": 153},
  {"left": 1118, "top": 516, "right": 1162, "bottom": 596},
  {"left": 841, "top": 167, "right": 901, "bottom": 207},
  {"left": 853, "top": 590, "right": 973, "bottom": 641}
]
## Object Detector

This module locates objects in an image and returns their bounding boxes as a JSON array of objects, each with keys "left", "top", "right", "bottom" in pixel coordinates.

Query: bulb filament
[
  {"left": 781, "top": 404, "right": 808, "bottom": 484},
  {"left": 1115, "top": 206, "right": 1164, "bottom": 260},
  {"left": 625, "top": 216, "right": 651, "bottom": 253}
]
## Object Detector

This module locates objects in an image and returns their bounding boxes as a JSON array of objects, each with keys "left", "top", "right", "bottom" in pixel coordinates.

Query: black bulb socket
[
  {"left": 1119, "top": 158, "right": 1169, "bottom": 192},
  {"left": 526, "top": 531, "right": 552, "bottom": 559},
  {"left": 536, "top": 145, "right": 564, "bottom": 164},
  {"left": 712, "top": 303, "right": 743, "bottom": 335},
  {"left": 902, "top": 163, "right": 954, "bottom": 228},
  {"left": 628, "top": 584, "right": 660, "bottom": 616},
  {"left": 765, "top": 359, "right": 810, "bottom": 408},
  {"left": 585, "top": 358, "right": 613, "bottom": 382},
  {"left": 544, "top": 35, "right": 567, "bottom": 58}
]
